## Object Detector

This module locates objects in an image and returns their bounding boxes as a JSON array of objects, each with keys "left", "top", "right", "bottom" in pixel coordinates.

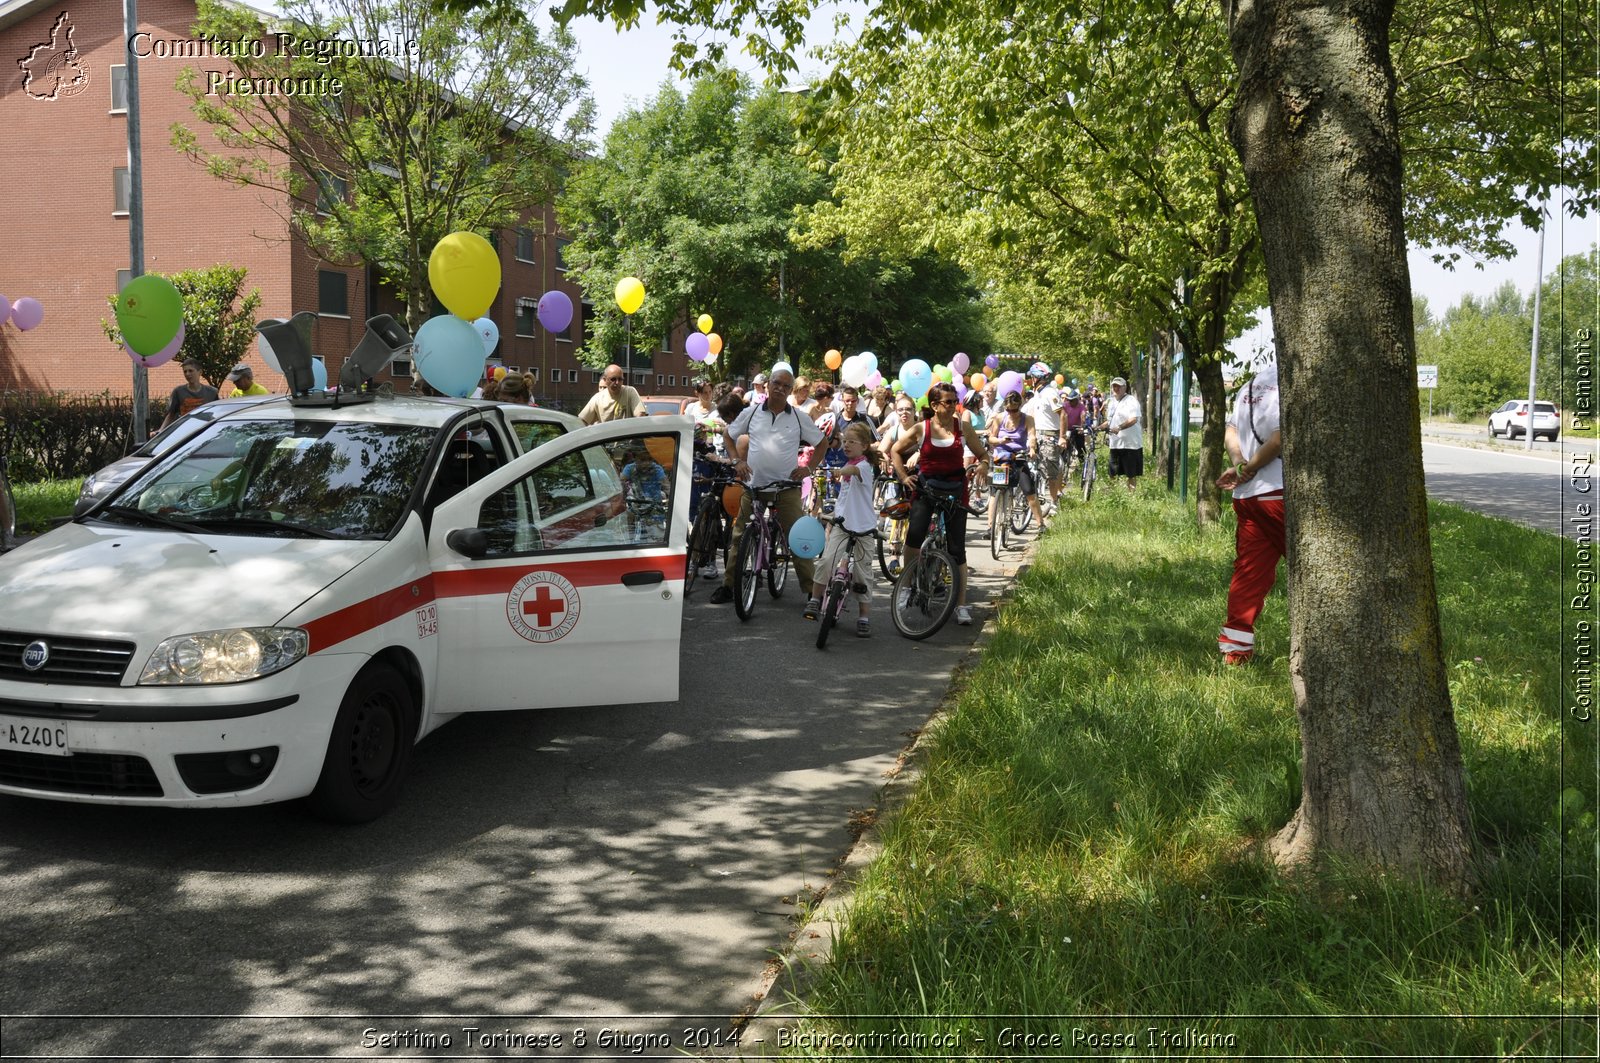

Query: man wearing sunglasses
[{"left": 578, "top": 364, "right": 647, "bottom": 425}]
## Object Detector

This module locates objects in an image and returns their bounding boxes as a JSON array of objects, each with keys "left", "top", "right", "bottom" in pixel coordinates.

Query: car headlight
[{"left": 139, "top": 628, "right": 309, "bottom": 685}]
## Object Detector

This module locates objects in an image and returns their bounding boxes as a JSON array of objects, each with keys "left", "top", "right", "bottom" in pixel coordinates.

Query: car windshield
[{"left": 104, "top": 418, "right": 438, "bottom": 539}]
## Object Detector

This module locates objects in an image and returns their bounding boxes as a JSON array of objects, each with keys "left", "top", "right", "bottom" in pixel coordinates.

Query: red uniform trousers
[{"left": 1218, "top": 492, "right": 1285, "bottom": 658}]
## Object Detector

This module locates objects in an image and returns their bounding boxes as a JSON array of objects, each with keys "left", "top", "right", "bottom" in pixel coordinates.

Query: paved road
[
  {"left": 1420, "top": 425, "right": 1595, "bottom": 540},
  {"left": 0, "top": 515, "right": 1031, "bottom": 1059}
]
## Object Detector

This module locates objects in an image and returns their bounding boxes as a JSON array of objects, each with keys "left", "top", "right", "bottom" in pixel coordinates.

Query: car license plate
[{"left": 0, "top": 715, "right": 73, "bottom": 757}]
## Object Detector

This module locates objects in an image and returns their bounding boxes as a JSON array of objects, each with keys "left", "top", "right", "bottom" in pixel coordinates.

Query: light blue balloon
[
  {"left": 859, "top": 351, "right": 877, "bottom": 373},
  {"left": 474, "top": 316, "right": 499, "bottom": 354},
  {"left": 311, "top": 356, "right": 328, "bottom": 391},
  {"left": 415, "top": 315, "right": 487, "bottom": 397},
  {"left": 788, "top": 515, "right": 827, "bottom": 560},
  {"left": 899, "top": 358, "right": 932, "bottom": 400}
]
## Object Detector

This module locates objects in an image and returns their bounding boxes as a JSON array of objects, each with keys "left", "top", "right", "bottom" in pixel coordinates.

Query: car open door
[{"left": 427, "top": 416, "right": 695, "bottom": 711}]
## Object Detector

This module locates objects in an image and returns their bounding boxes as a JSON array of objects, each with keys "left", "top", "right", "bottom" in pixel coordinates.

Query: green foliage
[
  {"left": 10, "top": 479, "right": 83, "bottom": 536},
  {"left": 555, "top": 76, "right": 989, "bottom": 380},
  {"left": 176, "top": 0, "right": 593, "bottom": 328},
  {"left": 0, "top": 392, "right": 159, "bottom": 482},
  {"left": 1416, "top": 287, "right": 1534, "bottom": 416},
  {"left": 100, "top": 265, "right": 263, "bottom": 389},
  {"left": 1539, "top": 246, "right": 1599, "bottom": 412}
]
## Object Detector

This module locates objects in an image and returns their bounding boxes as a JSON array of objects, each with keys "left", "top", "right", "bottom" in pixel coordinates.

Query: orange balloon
[
  {"left": 1054, "top": 374, "right": 1065, "bottom": 387},
  {"left": 708, "top": 333, "right": 723, "bottom": 356},
  {"left": 970, "top": 372, "right": 987, "bottom": 390},
  {"left": 824, "top": 349, "right": 842, "bottom": 371},
  {"left": 722, "top": 482, "right": 744, "bottom": 519}
]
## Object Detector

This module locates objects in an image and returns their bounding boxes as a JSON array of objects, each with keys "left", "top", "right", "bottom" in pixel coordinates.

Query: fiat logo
[{"left": 21, "top": 641, "right": 49, "bottom": 672}]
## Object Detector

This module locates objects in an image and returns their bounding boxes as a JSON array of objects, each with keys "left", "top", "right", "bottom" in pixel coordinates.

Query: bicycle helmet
[{"left": 1027, "top": 361, "right": 1050, "bottom": 379}]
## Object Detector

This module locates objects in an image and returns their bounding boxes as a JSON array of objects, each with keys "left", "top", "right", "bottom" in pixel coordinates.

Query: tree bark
[
  {"left": 1224, "top": 0, "right": 1473, "bottom": 887},
  {"left": 1192, "top": 356, "right": 1227, "bottom": 526}
]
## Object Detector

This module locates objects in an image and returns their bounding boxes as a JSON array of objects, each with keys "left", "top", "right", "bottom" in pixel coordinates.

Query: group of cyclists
[{"left": 681, "top": 359, "right": 1115, "bottom": 639}]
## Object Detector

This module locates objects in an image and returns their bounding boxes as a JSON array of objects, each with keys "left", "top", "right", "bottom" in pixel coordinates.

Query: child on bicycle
[{"left": 805, "top": 422, "right": 881, "bottom": 637}]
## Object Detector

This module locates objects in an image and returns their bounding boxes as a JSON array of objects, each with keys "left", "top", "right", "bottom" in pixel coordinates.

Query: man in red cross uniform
[{"left": 1216, "top": 359, "right": 1283, "bottom": 665}]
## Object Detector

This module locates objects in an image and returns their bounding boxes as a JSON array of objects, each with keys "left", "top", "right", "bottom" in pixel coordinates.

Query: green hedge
[{"left": 0, "top": 392, "right": 162, "bottom": 484}]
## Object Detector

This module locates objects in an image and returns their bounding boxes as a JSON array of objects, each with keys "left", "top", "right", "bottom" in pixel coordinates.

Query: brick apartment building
[{"left": 0, "top": 0, "right": 693, "bottom": 409}]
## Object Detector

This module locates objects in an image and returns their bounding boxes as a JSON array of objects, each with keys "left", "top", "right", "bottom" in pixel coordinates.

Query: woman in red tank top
[{"left": 889, "top": 380, "right": 993, "bottom": 627}]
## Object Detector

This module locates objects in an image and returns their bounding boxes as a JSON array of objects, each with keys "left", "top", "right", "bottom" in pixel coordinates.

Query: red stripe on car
[{"left": 304, "top": 576, "right": 438, "bottom": 654}]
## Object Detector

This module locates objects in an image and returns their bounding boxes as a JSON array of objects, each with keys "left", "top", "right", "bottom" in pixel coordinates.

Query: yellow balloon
[
  {"left": 708, "top": 333, "right": 723, "bottom": 356},
  {"left": 697, "top": 313, "right": 714, "bottom": 334},
  {"left": 970, "top": 372, "right": 987, "bottom": 390},
  {"left": 493, "top": 366, "right": 507, "bottom": 381},
  {"left": 615, "top": 276, "right": 645, "bottom": 315},
  {"left": 824, "top": 349, "right": 842, "bottom": 371},
  {"left": 428, "top": 232, "right": 501, "bottom": 320}
]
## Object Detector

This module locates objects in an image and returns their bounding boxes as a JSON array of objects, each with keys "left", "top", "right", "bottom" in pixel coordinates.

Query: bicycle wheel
[
  {"left": 891, "top": 548, "right": 959, "bottom": 640},
  {"left": 1083, "top": 456, "right": 1095, "bottom": 502},
  {"left": 990, "top": 488, "right": 1005, "bottom": 559},
  {"left": 1009, "top": 483, "right": 1032, "bottom": 534},
  {"left": 877, "top": 519, "right": 896, "bottom": 581},
  {"left": 733, "top": 525, "right": 761, "bottom": 620},
  {"left": 816, "top": 577, "right": 845, "bottom": 649},
  {"left": 685, "top": 504, "right": 721, "bottom": 595},
  {"left": 768, "top": 535, "right": 791, "bottom": 597}
]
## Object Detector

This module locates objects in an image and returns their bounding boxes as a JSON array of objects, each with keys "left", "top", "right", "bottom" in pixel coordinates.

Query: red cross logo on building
[{"left": 522, "top": 583, "right": 566, "bottom": 627}]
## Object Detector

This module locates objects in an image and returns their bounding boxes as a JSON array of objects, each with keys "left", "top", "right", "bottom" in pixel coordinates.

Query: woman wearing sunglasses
[
  {"left": 890, "top": 380, "right": 992, "bottom": 627},
  {"left": 986, "top": 387, "right": 1048, "bottom": 533}
]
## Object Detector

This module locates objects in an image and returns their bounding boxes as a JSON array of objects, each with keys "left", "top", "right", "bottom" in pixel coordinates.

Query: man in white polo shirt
[
  {"left": 709, "top": 363, "right": 825, "bottom": 608},
  {"left": 1216, "top": 359, "right": 1284, "bottom": 665}
]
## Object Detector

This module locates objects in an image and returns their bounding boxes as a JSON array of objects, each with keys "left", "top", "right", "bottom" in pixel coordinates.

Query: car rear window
[{"left": 1534, "top": 402, "right": 1557, "bottom": 414}]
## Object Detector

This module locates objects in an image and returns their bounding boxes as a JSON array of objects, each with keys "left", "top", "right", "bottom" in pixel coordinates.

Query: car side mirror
[{"left": 446, "top": 527, "right": 489, "bottom": 558}]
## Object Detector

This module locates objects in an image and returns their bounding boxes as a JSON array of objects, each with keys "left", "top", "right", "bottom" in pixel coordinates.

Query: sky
[{"left": 558, "top": 13, "right": 1593, "bottom": 361}]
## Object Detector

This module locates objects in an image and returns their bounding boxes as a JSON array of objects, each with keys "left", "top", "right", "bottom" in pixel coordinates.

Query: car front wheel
[{"left": 307, "top": 662, "right": 416, "bottom": 823}]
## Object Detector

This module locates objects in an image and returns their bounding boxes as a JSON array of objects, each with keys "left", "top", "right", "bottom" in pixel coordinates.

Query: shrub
[{"left": 0, "top": 391, "right": 162, "bottom": 483}]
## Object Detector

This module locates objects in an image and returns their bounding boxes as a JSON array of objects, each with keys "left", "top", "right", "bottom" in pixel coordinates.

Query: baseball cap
[
  {"left": 229, "top": 363, "right": 252, "bottom": 380},
  {"left": 1111, "top": 376, "right": 1127, "bottom": 387}
]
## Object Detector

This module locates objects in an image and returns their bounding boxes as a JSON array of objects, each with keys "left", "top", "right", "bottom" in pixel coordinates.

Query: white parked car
[
  {"left": 0, "top": 394, "right": 694, "bottom": 821},
  {"left": 1487, "top": 399, "right": 1560, "bottom": 441}
]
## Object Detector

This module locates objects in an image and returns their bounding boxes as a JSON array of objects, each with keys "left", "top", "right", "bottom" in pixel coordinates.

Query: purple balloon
[
  {"left": 685, "top": 332, "right": 710, "bottom": 361},
  {"left": 11, "top": 297, "right": 43, "bottom": 331},
  {"left": 951, "top": 352, "right": 970, "bottom": 375},
  {"left": 984, "top": 354, "right": 1000, "bottom": 371},
  {"left": 997, "top": 370, "right": 1024, "bottom": 397},
  {"left": 130, "top": 321, "right": 184, "bottom": 369},
  {"left": 537, "top": 290, "right": 574, "bottom": 333}
]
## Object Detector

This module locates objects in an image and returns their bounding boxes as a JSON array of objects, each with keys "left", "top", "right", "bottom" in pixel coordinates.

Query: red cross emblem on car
[{"left": 505, "top": 571, "right": 582, "bottom": 643}]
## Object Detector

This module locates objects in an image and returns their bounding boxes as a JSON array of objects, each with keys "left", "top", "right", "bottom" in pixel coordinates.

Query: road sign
[{"left": 1417, "top": 365, "right": 1439, "bottom": 389}]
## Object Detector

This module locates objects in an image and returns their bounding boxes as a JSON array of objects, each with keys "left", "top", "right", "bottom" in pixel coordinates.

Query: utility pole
[
  {"left": 124, "top": 0, "right": 149, "bottom": 444},
  {"left": 1525, "top": 207, "right": 1547, "bottom": 451}
]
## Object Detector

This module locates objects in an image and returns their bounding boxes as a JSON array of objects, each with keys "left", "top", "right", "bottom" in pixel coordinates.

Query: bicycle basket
[
  {"left": 880, "top": 499, "right": 912, "bottom": 520},
  {"left": 989, "top": 465, "right": 1011, "bottom": 486}
]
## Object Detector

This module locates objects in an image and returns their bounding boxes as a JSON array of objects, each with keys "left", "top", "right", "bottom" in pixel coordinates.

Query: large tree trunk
[
  {"left": 1224, "top": 0, "right": 1473, "bottom": 887},
  {"left": 1192, "top": 355, "right": 1227, "bottom": 526}
]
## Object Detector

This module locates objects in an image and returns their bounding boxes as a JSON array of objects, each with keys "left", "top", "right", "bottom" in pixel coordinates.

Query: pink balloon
[
  {"left": 0, "top": 295, "right": 10, "bottom": 326},
  {"left": 10, "top": 297, "right": 43, "bottom": 331},
  {"left": 685, "top": 332, "right": 710, "bottom": 361},
  {"left": 866, "top": 370, "right": 883, "bottom": 389},
  {"left": 951, "top": 352, "right": 970, "bottom": 375},
  {"left": 129, "top": 321, "right": 184, "bottom": 369}
]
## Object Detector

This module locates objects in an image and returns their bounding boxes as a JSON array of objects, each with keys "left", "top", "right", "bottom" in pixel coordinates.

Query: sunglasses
[{"left": 933, "top": 398, "right": 958, "bottom": 408}]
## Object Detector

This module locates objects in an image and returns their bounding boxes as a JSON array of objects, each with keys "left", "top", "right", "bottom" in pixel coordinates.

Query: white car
[
  {"left": 1488, "top": 399, "right": 1560, "bottom": 441},
  {"left": 0, "top": 395, "right": 694, "bottom": 821}
]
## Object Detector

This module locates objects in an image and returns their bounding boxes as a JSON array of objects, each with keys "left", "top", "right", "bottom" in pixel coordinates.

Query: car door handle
[{"left": 621, "top": 570, "right": 664, "bottom": 587}]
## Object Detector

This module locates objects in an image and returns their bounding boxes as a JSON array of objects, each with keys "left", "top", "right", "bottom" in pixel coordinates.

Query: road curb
[{"left": 728, "top": 532, "right": 1044, "bottom": 1059}]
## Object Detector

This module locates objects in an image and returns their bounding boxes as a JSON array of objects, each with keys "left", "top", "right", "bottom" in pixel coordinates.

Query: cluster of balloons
[
  {"left": 686, "top": 312, "right": 722, "bottom": 363},
  {"left": 114, "top": 275, "right": 185, "bottom": 368},
  {"left": 0, "top": 295, "right": 44, "bottom": 333},
  {"left": 414, "top": 232, "right": 504, "bottom": 396}
]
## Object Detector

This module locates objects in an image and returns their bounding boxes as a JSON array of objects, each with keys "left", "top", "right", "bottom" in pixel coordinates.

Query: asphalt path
[
  {"left": 1420, "top": 424, "right": 1596, "bottom": 539},
  {"left": 0, "top": 508, "right": 1031, "bottom": 1059}
]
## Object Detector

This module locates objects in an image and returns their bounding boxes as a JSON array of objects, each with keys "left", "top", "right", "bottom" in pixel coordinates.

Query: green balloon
[
  {"left": 116, "top": 275, "right": 184, "bottom": 356},
  {"left": 932, "top": 365, "right": 953, "bottom": 383},
  {"left": 890, "top": 379, "right": 904, "bottom": 392}
]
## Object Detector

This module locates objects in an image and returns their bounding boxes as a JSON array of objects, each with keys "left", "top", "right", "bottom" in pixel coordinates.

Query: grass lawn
[
  {"left": 11, "top": 477, "right": 82, "bottom": 536},
  {"left": 775, "top": 486, "right": 1595, "bottom": 1058}
]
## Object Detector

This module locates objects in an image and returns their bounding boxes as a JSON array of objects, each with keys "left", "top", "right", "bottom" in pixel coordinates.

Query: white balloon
[
  {"left": 255, "top": 319, "right": 285, "bottom": 373},
  {"left": 841, "top": 354, "right": 870, "bottom": 389}
]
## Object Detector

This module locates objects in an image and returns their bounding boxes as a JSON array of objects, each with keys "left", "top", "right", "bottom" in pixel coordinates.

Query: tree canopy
[
  {"left": 101, "top": 265, "right": 262, "bottom": 388},
  {"left": 176, "top": 0, "right": 593, "bottom": 329},
  {"left": 555, "top": 75, "right": 990, "bottom": 380}
]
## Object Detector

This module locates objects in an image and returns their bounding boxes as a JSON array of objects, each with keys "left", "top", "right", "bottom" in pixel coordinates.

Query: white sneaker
[
  {"left": 896, "top": 588, "right": 911, "bottom": 612},
  {"left": 955, "top": 605, "right": 973, "bottom": 626},
  {"left": 698, "top": 564, "right": 718, "bottom": 579}
]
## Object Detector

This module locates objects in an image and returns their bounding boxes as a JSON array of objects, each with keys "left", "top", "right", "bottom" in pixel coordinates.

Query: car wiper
[
  {"left": 97, "top": 505, "right": 208, "bottom": 534},
  {"left": 190, "top": 515, "right": 343, "bottom": 539}
]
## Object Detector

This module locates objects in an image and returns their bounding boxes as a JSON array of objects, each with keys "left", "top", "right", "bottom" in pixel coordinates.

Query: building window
[
  {"left": 113, "top": 166, "right": 130, "bottom": 214},
  {"left": 316, "top": 173, "right": 347, "bottom": 215},
  {"left": 576, "top": 300, "right": 591, "bottom": 345},
  {"left": 110, "top": 65, "right": 128, "bottom": 112},
  {"left": 515, "top": 299, "right": 536, "bottom": 337},
  {"left": 568, "top": 369, "right": 578, "bottom": 383},
  {"left": 660, "top": 330, "right": 671, "bottom": 353},
  {"left": 669, "top": 375, "right": 676, "bottom": 387},
  {"left": 515, "top": 229, "right": 535, "bottom": 262},
  {"left": 555, "top": 238, "right": 572, "bottom": 272},
  {"left": 528, "top": 367, "right": 539, "bottom": 383},
  {"left": 116, "top": 268, "right": 131, "bottom": 292},
  {"left": 318, "top": 269, "right": 348, "bottom": 316},
  {"left": 657, "top": 374, "right": 664, "bottom": 387},
  {"left": 391, "top": 358, "right": 412, "bottom": 378},
  {"left": 591, "top": 370, "right": 601, "bottom": 384}
]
